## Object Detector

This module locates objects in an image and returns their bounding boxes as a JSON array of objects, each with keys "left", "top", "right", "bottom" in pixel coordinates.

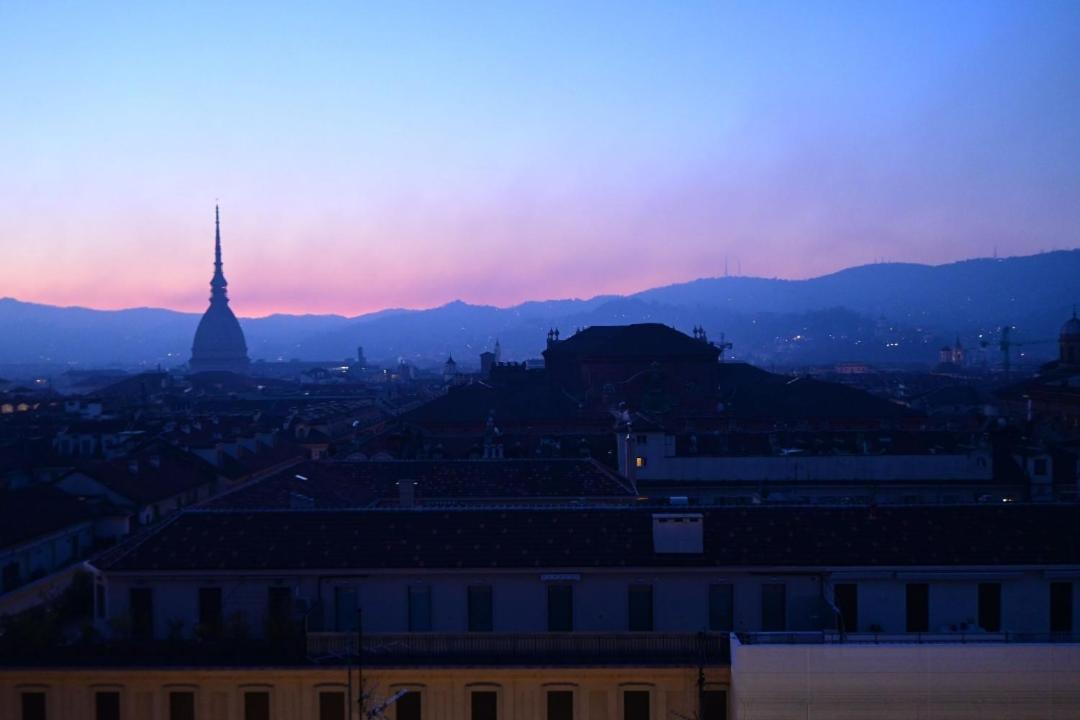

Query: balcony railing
[
  {"left": 307, "top": 632, "right": 730, "bottom": 667},
  {"left": 737, "top": 631, "right": 1080, "bottom": 645}
]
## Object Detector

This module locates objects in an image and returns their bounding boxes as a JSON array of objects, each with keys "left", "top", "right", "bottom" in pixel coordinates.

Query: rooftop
[
  {"left": 545, "top": 324, "right": 721, "bottom": 360},
  {"left": 96, "top": 504, "right": 1080, "bottom": 573},
  {"left": 0, "top": 484, "right": 100, "bottom": 549},
  {"left": 207, "top": 458, "right": 636, "bottom": 509},
  {"left": 65, "top": 447, "right": 218, "bottom": 505}
]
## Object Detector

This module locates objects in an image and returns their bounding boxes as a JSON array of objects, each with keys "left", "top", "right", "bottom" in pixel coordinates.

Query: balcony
[
  {"left": 306, "top": 632, "right": 730, "bottom": 667},
  {"left": 737, "top": 631, "right": 1080, "bottom": 645}
]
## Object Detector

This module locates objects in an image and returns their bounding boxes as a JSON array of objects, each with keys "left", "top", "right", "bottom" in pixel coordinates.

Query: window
[
  {"left": 623, "top": 691, "right": 650, "bottom": 720},
  {"left": 1051, "top": 582, "right": 1073, "bottom": 633},
  {"left": 468, "top": 585, "right": 493, "bottom": 632},
  {"left": 760, "top": 584, "right": 785, "bottom": 631},
  {"left": 834, "top": 583, "right": 858, "bottom": 633},
  {"left": 708, "top": 584, "right": 734, "bottom": 632},
  {"left": 635, "top": 457, "right": 646, "bottom": 469},
  {"left": 169, "top": 692, "right": 195, "bottom": 720},
  {"left": 701, "top": 691, "right": 726, "bottom": 720},
  {"left": 21, "top": 692, "right": 46, "bottom": 720},
  {"left": 978, "top": 583, "right": 1001, "bottom": 632},
  {"left": 1033, "top": 458, "right": 1048, "bottom": 476},
  {"left": 335, "top": 587, "right": 358, "bottom": 632},
  {"left": 471, "top": 691, "right": 497, "bottom": 720},
  {"left": 547, "top": 585, "right": 573, "bottom": 631},
  {"left": 408, "top": 586, "right": 432, "bottom": 632},
  {"left": 906, "top": 583, "right": 929, "bottom": 633},
  {"left": 318, "top": 692, "right": 345, "bottom": 720},
  {"left": 130, "top": 587, "right": 153, "bottom": 640},
  {"left": 397, "top": 691, "right": 421, "bottom": 720},
  {"left": 628, "top": 585, "right": 654, "bottom": 631},
  {"left": 96, "top": 691, "right": 120, "bottom": 720},
  {"left": 198, "top": 587, "right": 223, "bottom": 639},
  {"left": 244, "top": 691, "right": 270, "bottom": 720},
  {"left": 547, "top": 691, "right": 573, "bottom": 720},
  {"left": 268, "top": 587, "right": 292, "bottom": 626}
]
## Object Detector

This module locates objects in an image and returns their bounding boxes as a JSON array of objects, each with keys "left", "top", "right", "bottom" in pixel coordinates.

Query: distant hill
[
  {"left": 634, "top": 252, "right": 1079, "bottom": 332},
  {"left": 1, "top": 250, "right": 1076, "bottom": 370}
]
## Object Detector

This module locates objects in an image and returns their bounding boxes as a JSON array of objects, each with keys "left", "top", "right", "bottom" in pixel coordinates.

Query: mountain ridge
[{"left": 2, "top": 250, "right": 1077, "bottom": 368}]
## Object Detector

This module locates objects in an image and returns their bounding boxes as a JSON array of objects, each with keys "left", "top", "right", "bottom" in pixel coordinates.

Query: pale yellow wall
[
  {"left": 0, "top": 666, "right": 730, "bottom": 720},
  {"left": 731, "top": 638, "right": 1080, "bottom": 719}
]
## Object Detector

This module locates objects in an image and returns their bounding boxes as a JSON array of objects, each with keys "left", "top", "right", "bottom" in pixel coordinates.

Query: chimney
[
  {"left": 398, "top": 479, "right": 417, "bottom": 508},
  {"left": 651, "top": 513, "right": 704, "bottom": 554}
]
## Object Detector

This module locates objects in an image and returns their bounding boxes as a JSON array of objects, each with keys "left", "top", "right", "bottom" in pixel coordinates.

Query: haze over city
[{"left": 3, "top": 1, "right": 1080, "bottom": 316}]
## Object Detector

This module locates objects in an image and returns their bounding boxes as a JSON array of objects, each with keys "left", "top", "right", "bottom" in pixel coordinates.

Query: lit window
[{"left": 635, "top": 457, "right": 647, "bottom": 469}]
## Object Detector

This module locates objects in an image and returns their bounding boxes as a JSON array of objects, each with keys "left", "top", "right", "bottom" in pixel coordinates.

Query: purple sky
[{"left": 2, "top": 2, "right": 1079, "bottom": 316}]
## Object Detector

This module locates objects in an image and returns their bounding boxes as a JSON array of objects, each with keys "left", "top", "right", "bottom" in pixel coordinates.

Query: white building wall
[
  {"left": 0, "top": 522, "right": 94, "bottom": 596},
  {"left": 730, "top": 637, "right": 1080, "bottom": 719},
  {"left": 99, "top": 570, "right": 1077, "bottom": 640},
  {"left": 101, "top": 571, "right": 856, "bottom": 638},
  {"left": 622, "top": 435, "right": 992, "bottom": 483}
]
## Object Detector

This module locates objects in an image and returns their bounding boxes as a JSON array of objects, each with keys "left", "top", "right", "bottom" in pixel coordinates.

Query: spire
[
  {"left": 214, "top": 204, "right": 222, "bottom": 272},
  {"left": 210, "top": 205, "right": 228, "bottom": 303}
]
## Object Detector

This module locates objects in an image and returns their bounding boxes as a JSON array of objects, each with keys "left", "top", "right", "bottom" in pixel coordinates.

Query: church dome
[
  {"left": 191, "top": 303, "right": 249, "bottom": 369},
  {"left": 189, "top": 206, "right": 250, "bottom": 374}
]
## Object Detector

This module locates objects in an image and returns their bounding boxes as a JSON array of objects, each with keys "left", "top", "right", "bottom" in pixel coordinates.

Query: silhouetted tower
[{"left": 189, "top": 206, "right": 250, "bottom": 374}]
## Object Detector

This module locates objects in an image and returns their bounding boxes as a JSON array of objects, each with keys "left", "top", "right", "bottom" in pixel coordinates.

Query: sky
[{"left": 2, "top": 1, "right": 1079, "bottom": 317}]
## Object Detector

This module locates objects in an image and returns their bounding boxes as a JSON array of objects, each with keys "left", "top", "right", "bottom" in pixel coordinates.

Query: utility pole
[
  {"left": 697, "top": 632, "right": 706, "bottom": 720},
  {"left": 346, "top": 621, "right": 352, "bottom": 720},
  {"left": 357, "top": 607, "right": 364, "bottom": 720}
]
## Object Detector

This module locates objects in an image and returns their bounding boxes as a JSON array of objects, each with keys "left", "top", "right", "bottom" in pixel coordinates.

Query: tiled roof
[
  {"left": 217, "top": 441, "right": 305, "bottom": 481},
  {"left": 97, "top": 504, "right": 1080, "bottom": 572},
  {"left": 0, "top": 485, "right": 98, "bottom": 549},
  {"left": 69, "top": 447, "right": 218, "bottom": 505},
  {"left": 207, "top": 458, "right": 635, "bottom": 509},
  {"left": 717, "top": 365, "right": 912, "bottom": 419},
  {"left": 403, "top": 382, "right": 591, "bottom": 425}
]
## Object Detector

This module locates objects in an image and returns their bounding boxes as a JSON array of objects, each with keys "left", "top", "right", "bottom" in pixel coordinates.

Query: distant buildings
[
  {"left": 189, "top": 206, "right": 250, "bottom": 375},
  {"left": 937, "top": 336, "right": 966, "bottom": 367},
  {"left": 4, "top": 320, "right": 1080, "bottom": 718}
]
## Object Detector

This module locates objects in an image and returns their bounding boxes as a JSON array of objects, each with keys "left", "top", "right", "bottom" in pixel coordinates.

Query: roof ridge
[{"left": 87, "top": 511, "right": 188, "bottom": 571}]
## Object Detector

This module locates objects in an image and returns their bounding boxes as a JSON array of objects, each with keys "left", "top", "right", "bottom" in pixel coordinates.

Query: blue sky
[{"left": 2, "top": 1, "right": 1078, "bottom": 315}]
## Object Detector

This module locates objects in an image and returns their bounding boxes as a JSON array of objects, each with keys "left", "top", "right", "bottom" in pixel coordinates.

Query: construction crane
[
  {"left": 981, "top": 326, "right": 1055, "bottom": 377},
  {"left": 715, "top": 332, "right": 734, "bottom": 362}
]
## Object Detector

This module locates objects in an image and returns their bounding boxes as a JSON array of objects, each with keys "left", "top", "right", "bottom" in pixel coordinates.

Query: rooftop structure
[{"left": 189, "top": 206, "right": 250, "bottom": 375}]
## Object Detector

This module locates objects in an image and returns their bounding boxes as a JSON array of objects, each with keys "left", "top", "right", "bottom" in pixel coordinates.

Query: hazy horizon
[{"left": 3, "top": 247, "right": 1076, "bottom": 321}]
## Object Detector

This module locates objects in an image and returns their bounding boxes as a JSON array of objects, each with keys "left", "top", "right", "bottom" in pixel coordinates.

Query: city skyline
[{"left": 3, "top": 1, "right": 1080, "bottom": 316}]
